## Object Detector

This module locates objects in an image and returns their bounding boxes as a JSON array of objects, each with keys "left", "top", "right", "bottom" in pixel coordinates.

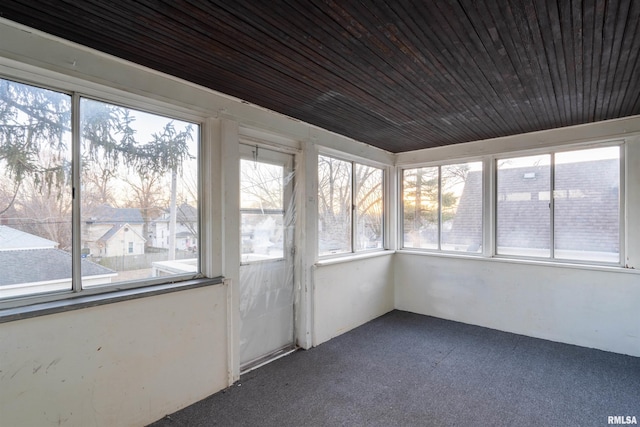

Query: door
[{"left": 239, "top": 144, "right": 295, "bottom": 371}]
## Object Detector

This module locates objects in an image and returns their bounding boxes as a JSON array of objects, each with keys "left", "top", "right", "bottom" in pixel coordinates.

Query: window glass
[
  {"left": 318, "top": 155, "right": 352, "bottom": 255},
  {"left": 240, "top": 159, "right": 285, "bottom": 262},
  {"left": 554, "top": 147, "right": 619, "bottom": 263},
  {"left": 355, "top": 164, "right": 383, "bottom": 250},
  {"left": 0, "top": 79, "right": 73, "bottom": 299},
  {"left": 497, "top": 154, "right": 551, "bottom": 257},
  {"left": 402, "top": 167, "right": 439, "bottom": 249},
  {"left": 441, "top": 162, "right": 483, "bottom": 252},
  {"left": 80, "top": 98, "right": 199, "bottom": 285}
]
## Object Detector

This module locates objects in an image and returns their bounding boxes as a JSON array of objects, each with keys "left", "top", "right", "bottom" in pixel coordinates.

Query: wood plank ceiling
[{"left": 1, "top": 0, "right": 638, "bottom": 153}]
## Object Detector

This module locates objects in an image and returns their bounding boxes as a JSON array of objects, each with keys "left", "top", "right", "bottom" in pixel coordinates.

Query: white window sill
[
  {"left": 316, "top": 249, "right": 395, "bottom": 267},
  {"left": 0, "top": 276, "right": 225, "bottom": 323},
  {"left": 396, "top": 249, "right": 639, "bottom": 275}
]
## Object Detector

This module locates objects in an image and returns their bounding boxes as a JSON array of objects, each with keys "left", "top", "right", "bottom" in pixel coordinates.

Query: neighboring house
[
  {"left": 83, "top": 205, "right": 146, "bottom": 257},
  {"left": 449, "top": 159, "right": 619, "bottom": 254},
  {"left": 0, "top": 226, "right": 115, "bottom": 299},
  {"left": 149, "top": 203, "right": 198, "bottom": 252}
]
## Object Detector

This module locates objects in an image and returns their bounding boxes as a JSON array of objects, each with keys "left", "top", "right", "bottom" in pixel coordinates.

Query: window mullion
[
  {"left": 351, "top": 161, "right": 356, "bottom": 253},
  {"left": 619, "top": 145, "right": 625, "bottom": 266},
  {"left": 438, "top": 166, "right": 442, "bottom": 251},
  {"left": 550, "top": 153, "right": 555, "bottom": 259},
  {"left": 71, "top": 93, "right": 82, "bottom": 293}
]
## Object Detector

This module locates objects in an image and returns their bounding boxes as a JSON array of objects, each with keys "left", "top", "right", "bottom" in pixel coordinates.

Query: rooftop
[{"left": 0, "top": 248, "right": 115, "bottom": 286}]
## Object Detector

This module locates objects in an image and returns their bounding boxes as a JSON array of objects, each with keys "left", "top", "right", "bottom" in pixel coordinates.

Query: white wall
[
  {"left": 313, "top": 254, "right": 395, "bottom": 346},
  {"left": 395, "top": 253, "right": 640, "bottom": 357},
  {"left": 0, "top": 285, "right": 229, "bottom": 427}
]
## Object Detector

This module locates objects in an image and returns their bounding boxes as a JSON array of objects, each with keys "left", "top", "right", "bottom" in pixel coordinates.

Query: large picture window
[
  {"left": 0, "top": 78, "right": 200, "bottom": 302},
  {"left": 497, "top": 146, "right": 620, "bottom": 263},
  {"left": 403, "top": 162, "right": 483, "bottom": 252},
  {"left": 318, "top": 155, "right": 384, "bottom": 256}
]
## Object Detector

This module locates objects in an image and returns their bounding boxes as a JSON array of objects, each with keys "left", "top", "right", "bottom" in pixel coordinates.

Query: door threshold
[{"left": 240, "top": 345, "right": 297, "bottom": 375}]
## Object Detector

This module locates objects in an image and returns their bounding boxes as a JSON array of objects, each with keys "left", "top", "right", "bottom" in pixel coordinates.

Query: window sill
[
  {"left": 316, "top": 249, "right": 395, "bottom": 267},
  {"left": 396, "top": 249, "right": 639, "bottom": 274},
  {"left": 0, "top": 276, "right": 225, "bottom": 324}
]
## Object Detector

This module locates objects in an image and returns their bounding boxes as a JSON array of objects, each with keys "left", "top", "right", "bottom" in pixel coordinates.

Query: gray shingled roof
[
  {"left": 85, "top": 204, "right": 143, "bottom": 224},
  {"left": 0, "top": 225, "right": 58, "bottom": 250},
  {"left": 450, "top": 159, "right": 619, "bottom": 252},
  {"left": 0, "top": 248, "right": 115, "bottom": 286}
]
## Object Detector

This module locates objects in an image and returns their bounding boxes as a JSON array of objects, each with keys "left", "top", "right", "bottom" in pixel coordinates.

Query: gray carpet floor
[{"left": 150, "top": 310, "right": 640, "bottom": 426}]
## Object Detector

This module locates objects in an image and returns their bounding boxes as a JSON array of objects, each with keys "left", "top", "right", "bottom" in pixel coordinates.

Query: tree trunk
[{"left": 168, "top": 168, "right": 177, "bottom": 260}]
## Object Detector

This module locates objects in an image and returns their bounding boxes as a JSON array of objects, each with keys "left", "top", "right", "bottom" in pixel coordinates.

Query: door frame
[{"left": 238, "top": 143, "right": 297, "bottom": 372}]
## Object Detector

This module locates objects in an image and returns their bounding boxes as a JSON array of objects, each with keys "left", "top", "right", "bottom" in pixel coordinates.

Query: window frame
[
  {"left": 400, "top": 141, "right": 625, "bottom": 268},
  {"left": 494, "top": 142, "right": 625, "bottom": 266},
  {"left": 400, "top": 160, "right": 484, "bottom": 255},
  {"left": 317, "top": 152, "right": 387, "bottom": 259},
  {"left": 0, "top": 73, "right": 210, "bottom": 310}
]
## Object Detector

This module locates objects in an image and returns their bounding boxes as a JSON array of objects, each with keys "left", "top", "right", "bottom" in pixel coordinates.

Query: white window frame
[
  {"left": 317, "top": 152, "right": 387, "bottom": 259},
  {"left": 0, "top": 69, "right": 214, "bottom": 311},
  {"left": 399, "top": 141, "right": 625, "bottom": 268},
  {"left": 494, "top": 141, "right": 625, "bottom": 266},
  {"left": 400, "top": 160, "right": 484, "bottom": 255}
]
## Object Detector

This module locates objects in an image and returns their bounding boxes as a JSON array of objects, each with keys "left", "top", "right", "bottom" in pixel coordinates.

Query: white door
[{"left": 239, "top": 144, "right": 295, "bottom": 371}]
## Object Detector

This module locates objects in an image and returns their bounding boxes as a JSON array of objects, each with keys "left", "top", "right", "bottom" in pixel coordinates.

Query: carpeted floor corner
[{"left": 149, "top": 310, "right": 640, "bottom": 427}]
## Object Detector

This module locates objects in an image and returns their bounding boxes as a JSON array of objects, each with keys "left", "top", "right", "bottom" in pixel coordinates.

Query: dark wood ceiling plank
[
  {"left": 595, "top": 0, "right": 624, "bottom": 120},
  {"left": 198, "top": 0, "right": 462, "bottom": 146},
  {"left": 372, "top": 1, "right": 509, "bottom": 142},
  {"left": 614, "top": 4, "right": 640, "bottom": 116},
  {"left": 586, "top": 0, "right": 607, "bottom": 122},
  {"left": 559, "top": 0, "right": 579, "bottom": 125},
  {"left": 476, "top": 2, "right": 545, "bottom": 131},
  {"left": 600, "top": 0, "right": 634, "bottom": 119},
  {"left": 312, "top": 1, "right": 473, "bottom": 144},
  {"left": 517, "top": 0, "right": 565, "bottom": 128},
  {"left": 570, "top": 0, "right": 585, "bottom": 123},
  {"left": 581, "top": 0, "right": 595, "bottom": 123},
  {"left": 409, "top": 0, "right": 525, "bottom": 139},
  {"left": 500, "top": 0, "right": 558, "bottom": 129},
  {"left": 608, "top": 1, "right": 640, "bottom": 117},
  {"left": 536, "top": 0, "right": 571, "bottom": 127},
  {"left": 430, "top": 0, "right": 533, "bottom": 135}
]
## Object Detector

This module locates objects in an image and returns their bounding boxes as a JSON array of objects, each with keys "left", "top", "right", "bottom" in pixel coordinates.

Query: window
[
  {"left": 497, "top": 154, "right": 551, "bottom": 257},
  {"left": 0, "top": 77, "right": 200, "bottom": 303},
  {"left": 402, "top": 162, "right": 483, "bottom": 253},
  {"left": 239, "top": 151, "right": 291, "bottom": 263},
  {"left": 318, "top": 155, "right": 384, "bottom": 256},
  {"left": 497, "top": 146, "right": 620, "bottom": 263}
]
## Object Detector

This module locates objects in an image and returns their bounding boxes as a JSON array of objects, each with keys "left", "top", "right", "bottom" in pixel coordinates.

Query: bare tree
[
  {"left": 13, "top": 175, "right": 72, "bottom": 250},
  {"left": 123, "top": 170, "right": 169, "bottom": 247},
  {"left": 82, "top": 161, "right": 117, "bottom": 209}
]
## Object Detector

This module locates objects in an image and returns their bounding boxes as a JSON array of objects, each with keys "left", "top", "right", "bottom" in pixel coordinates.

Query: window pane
[
  {"left": 80, "top": 98, "right": 199, "bottom": 285},
  {"left": 240, "top": 213, "right": 284, "bottom": 262},
  {"left": 240, "top": 159, "right": 285, "bottom": 262},
  {"left": 497, "top": 155, "right": 551, "bottom": 257},
  {"left": 403, "top": 167, "right": 439, "bottom": 249},
  {"left": 442, "top": 162, "right": 483, "bottom": 252},
  {"left": 355, "top": 164, "right": 383, "bottom": 250},
  {"left": 318, "top": 155, "right": 351, "bottom": 255},
  {"left": 554, "top": 147, "right": 620, "bottom": 263},
  {"left": 240, "top": 160, "right": 283, "bottom": 210},
  {"left": 0, "top": 79, "right": 73, "bottom": 299}
]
